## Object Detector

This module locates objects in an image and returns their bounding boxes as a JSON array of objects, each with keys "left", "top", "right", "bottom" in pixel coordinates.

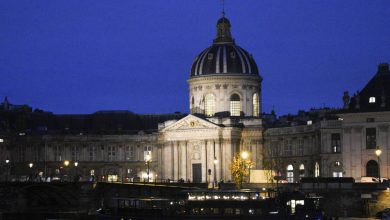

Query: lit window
[
  {"left": 125, "top": 146, "right": 135, "bottom": 161},
  {"left": 230, "top": 94, "right": 241, "bottom": 116},
  {"left": 287, "top": 164, "right": 294, "bottom": 183},
  {"left": 204, "top": 93, "right": 215, "bottom": 116},
  {"left": 335, "top": 161, "right": 341, "bottom": 167},
  {"left": 253, "top": 93, "right": 259, "bottom": 117},
  {"left": 369, "top": 97, "right": 376, "bottom": 103},
  {"left": 299, "top": 164, "right": 305, "bottom": 177},
  {"left": 314, "top": 162, "right": 320, "bottom": 177},
  {"left": 307, "top": 120, "right": 312, "bottom": 125},
  {"left": 144, "top": 146, "right": 152, "bottom": 161},
  {"left": 331, "top": 133, "right": 341, "bottom": 153},
  {"left": 332, "top": 172, "right": 343, "bottom": 177}
]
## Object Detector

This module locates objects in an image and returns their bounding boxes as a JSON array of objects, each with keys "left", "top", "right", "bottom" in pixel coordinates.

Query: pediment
[{"left": 162, "top": 114, "right": 220, "bottom": 132}]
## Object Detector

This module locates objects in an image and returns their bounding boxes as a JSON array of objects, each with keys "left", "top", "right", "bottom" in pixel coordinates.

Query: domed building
[
  {"left": 158, "top": 13, "right": 263, "bottom": 183},
  {"left": 189, "top": 13, "right": 262, "bottom": 117}
]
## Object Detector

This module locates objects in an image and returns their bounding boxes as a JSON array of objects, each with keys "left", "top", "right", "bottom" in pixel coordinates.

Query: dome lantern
[{"left": 190, "top": 13, "right": 260, "bottom": 77}]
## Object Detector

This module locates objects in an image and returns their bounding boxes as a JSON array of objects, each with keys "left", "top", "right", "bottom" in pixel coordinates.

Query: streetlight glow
[
  {"left": 5, "top": 158, "right": 9, "bottom": 164},
  {"left": 214, "top": 158, "right": 218, "bottom": 164},
  {"left": 74, "top": 162, "right": 78, "bottom": 167},
  {"left": 241, "top": 151, "right": 249, "bottom": 160},
  {"left": 64, "top": 160, "right": 70, "bottom": 167},
  {"left": 375, "top": 149, "right": 382, "bottom": 157},
  {"left": 145, "top": 153, "right": 152, "bottom": 182},
  {"left": 29, "top": 163, "right": 33, "bottom": 168}
]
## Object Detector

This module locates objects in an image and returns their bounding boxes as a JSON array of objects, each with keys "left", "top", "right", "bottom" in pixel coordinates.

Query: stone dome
[{"left": 190, "top": 14, "right": 259, "bottom": 77}]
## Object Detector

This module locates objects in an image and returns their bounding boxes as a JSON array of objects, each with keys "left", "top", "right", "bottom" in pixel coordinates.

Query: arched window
[
  {"left": 253, "top": 93, "right": 259, "bottom": 117},
  {"left": 314, "top": 162, "right": 320, "bottom": 177},
  {"left": 287, "top": 164, "right": 294, "bottom": 183},
  {"left": 204, "top": 94, "right": 215, "bottom": 116},
  {"left": 366, "top": 160, "right": 379, "bottom": 177},
  {"left": 299, "top": 164, "right": 305, "bottom": 177},
  {"left": 230, "top": 94, "right": 241, "bottom": 116}
]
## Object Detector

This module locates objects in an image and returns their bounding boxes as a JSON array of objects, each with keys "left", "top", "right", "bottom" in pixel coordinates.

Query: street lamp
[
  {"left": 63, "top": 160, "right": 69, "bottom": 181},
  {"left": 74, "top": 162, "right": 79, "bottom": 182},
  {"left": 145, "top": 153, "right": 152, "bottom": 182},
  {"left": 29, "top": 163, "right": 34, "bottom": 182},
  {"left": 213, "top": 158, "right": 218, "bottom": 189},
  {"left": 240, "top": 151, "right": 250, "bottom": 188},
  {"left": 5, "top": 157, "right": 10, "bottom": 181},
  {"left": 375, "top": 147, "right": 382, "bottom": 183}
]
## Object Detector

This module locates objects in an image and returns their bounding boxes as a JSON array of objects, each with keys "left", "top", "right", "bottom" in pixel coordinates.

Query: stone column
[
  {"left": 201, "top": 140, "right": 207, "bottom": 183},
  {"left": 215, "top": 139, "right": 221, "bottom": 181},
  {"left": 181, "top": 141, "right": 187, "bottom": 180}
]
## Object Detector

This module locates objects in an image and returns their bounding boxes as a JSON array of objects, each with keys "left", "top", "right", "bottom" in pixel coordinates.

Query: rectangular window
[
  {"left": 54, "top": 146, "right": 61, "bottom": 161},
  {"left": 298, "top": 139, "right": 304, "bottom": 156},
  {"left": 331, "top": 133, "right": 341, "bottom": 153},
  {"left": 369, "top": 97, "right": 376, "bottom": 103},
  {"left": 71, "top": 146, "right": 79, "bottom": 161},
  {"left": 366, "top": 128, "right": 376, "bottom": 149},
  {"left": 89, "top": 146, "right": 97, "bottom": 161},
  {"left": 125, "top": 146, "right": 135, "bottom": 161},
  {"left": 284, "top": 140, "right": 292, "bottom": 156},
  {"left": 108, "top": 146, "right": 117, "bottom": 161},
  {"left": 230, "top": 101, "right": 241, "bottom": 116},
  {"left": 144, "top": 146, "right": 152, "bottom": 161}
]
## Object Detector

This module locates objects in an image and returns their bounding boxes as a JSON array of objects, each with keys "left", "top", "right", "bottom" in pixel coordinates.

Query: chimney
[
  {"left": 342, "top": 91, "right": 350, "bottom": 109},
  {"left": 378, "top": 63, "right": 389, "bottom": 74}
]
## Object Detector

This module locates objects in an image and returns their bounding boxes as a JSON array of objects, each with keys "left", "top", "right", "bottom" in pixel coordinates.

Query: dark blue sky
[{"left": 1, "top": 0, "right": 390, "bottom": 116}]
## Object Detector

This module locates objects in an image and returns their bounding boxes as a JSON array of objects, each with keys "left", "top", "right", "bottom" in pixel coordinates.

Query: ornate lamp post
[
  {"left": 74, "top": 161, "right": 79, "bottom": 182},
  {"left": 5, "top": 157, "right": 10, "bottom": 181},
  {"left": 375, "top": 147, "right": 382, "bottom": 183},
  {"left": 29, "top": 163, "right": 34, "bottom": 181},
  {"left": 145, "top": 153, "right": 152, "bottom": 182},
  {"left": 64, "top": 160, "right": 69, "bottom": 181}
]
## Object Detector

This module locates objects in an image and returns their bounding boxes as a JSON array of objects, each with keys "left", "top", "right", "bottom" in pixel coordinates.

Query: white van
[
  {"left": 360, "top": 177, "right": 388, "bottom": 183},
  {"left": 360, "top": 177, "right": 379, "bottom": 183}
]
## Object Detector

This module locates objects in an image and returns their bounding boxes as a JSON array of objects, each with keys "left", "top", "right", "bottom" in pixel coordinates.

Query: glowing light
[
  {"left": 28, "top": 163, "right": 33, "bottom": 168},
  {"left": 64, "top": 160, "right": 70, "bottom": 166},
  {"left": 241, "top": 151, "right": 249, "bottom": 160},
  {"left": 375, "top": 148, "right": 382, "bottom": 157}
]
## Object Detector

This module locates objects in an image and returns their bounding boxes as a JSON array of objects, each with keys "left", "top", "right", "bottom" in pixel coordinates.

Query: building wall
[
  {"left": 340, "top": 111, "right": 390, "bottom": 180},
  {"left": 263, "top": 120, "right": 343, "bottom": 182}
]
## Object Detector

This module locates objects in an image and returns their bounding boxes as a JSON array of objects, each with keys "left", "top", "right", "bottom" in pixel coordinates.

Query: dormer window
[{"left": 369, "top": 97, "right": 376, "bottom": 103}]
